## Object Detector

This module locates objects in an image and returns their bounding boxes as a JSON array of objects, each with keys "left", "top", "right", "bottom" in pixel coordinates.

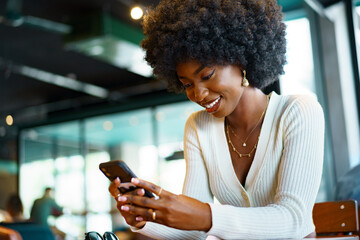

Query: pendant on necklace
[{"left": 243, "top": 143, "right": 246, "bottom": 147}]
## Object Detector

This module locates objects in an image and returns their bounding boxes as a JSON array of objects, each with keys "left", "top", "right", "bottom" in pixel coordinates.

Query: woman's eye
[
  {"left": 202, "top": 69, "right": 215, "bottom": 80},
  {"left": 183, "top": 83, "right": 192, "bottom": 89}
]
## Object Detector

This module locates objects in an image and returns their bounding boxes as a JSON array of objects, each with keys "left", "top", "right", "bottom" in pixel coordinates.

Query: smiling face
[{"left": 176, "top": 60, "right": 245, "bottom": 118}]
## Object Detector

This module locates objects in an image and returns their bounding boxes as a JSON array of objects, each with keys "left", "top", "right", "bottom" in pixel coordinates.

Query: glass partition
[
  {"left": 19, "top": 100, "right": 201, "bottom": 238},
  {"left": 156, "top": 102, "right": 202, "bottom": 194},
  {"left": 280, "top": 17, "right": 316, "bottom": 96},
  {"left": 280, "top": 16, "right": 331, "bottom": 202},
  {"left": 20, "top": 121, "right": 85, "bottom": 237},
  {"left": 84, "top": 108, "right": 155, "bottom": 233}
]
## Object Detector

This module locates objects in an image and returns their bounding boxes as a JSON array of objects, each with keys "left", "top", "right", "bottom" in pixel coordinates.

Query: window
[
  {"left": 19, "top": 101, "right": 201, "bottom": 238},
  {"left": 280, "top": 17, "right": 316, "bottom": 96}
]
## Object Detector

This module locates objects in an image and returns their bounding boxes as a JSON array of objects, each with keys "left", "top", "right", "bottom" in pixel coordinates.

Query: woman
[
  {"left": 109, "top": 0, "right": 325, "bottom": 239},
  {"left": 6, "top": 194, "right": 26, "bottom": 223}
]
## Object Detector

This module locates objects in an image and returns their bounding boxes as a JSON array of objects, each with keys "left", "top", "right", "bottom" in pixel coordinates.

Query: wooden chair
[
  {"left": 313, "top": 200, "right": 359, "bottom": 236},
  {"left": 0, "top": 226, "right": 23, "bottom": 240}
]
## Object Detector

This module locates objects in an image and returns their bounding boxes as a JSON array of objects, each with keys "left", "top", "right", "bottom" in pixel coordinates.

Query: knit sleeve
[
  {"left": 130, "top": 112, "right": 212, "bottom": 239},
  {"left": 207, "top": 96, "right": 325, "bottom": 239},
  {"left": 182, "top": 112, "right": 214, "bottom": 202}
]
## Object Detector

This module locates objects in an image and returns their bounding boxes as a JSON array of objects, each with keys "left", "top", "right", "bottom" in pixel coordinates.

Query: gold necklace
[
  {"left": 226, "top": 121, "right": 259, "bottom": 158},
  {"left": 228, "top": 95, "right": 269, "bottom": 147}
]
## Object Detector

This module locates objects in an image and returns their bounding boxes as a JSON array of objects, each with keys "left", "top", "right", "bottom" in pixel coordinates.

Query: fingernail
[
  {"left": 131, "top": 178, "right": 139, "bottom": 184},
  {"left": 118, "top": 196, "right": 127, "bottom": 202},
  {"left": 115, "top": 177, "right": 120, "bottom": 182},
  {"left": 136, "top": 216, "right": 143, "bottom": 221},
  {"left": 137, "top": 189, "right": 145, "bottom": 195},
  {"left": 121, "top": 205, "right": 129, "bottom": 211}
]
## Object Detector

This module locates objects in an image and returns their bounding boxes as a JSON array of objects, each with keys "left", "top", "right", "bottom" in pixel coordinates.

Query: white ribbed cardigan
[{"left": 133, "top": 93, "right": 325, "bottom": 239}]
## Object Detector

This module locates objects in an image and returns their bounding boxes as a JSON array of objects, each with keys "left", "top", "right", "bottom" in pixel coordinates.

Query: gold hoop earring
[{"left": 242, "top": 70, "right": 249, "bottom": 87}]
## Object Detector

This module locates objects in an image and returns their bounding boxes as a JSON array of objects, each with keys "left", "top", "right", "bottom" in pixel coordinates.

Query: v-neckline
[{"left": 215, "top": 92, "right": 279, "bottom": 194}]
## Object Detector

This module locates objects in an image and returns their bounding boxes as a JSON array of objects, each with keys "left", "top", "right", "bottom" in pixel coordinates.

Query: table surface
[
  {"left": 206, "top": 236, "right": 359, "bottom": 240},
  {"left": 298, "top": 237, "right": 359, "bottom": 240}
]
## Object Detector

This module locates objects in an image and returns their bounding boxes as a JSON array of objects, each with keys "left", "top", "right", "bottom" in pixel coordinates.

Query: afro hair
[{"left": 141, "top": 0, "right": 287, "bottom": 93}]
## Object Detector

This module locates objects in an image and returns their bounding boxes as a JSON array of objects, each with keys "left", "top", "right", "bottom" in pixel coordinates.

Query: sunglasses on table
[{"left": 85, "top": 231, "right": 119, "bottom": 240}]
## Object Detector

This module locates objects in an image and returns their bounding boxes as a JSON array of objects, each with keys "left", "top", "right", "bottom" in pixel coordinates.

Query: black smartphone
[{"left": 99, "top": 160, "right": 154, "bottom": 198}]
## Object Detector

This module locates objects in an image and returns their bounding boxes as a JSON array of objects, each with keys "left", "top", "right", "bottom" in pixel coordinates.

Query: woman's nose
[{"left": 194, "top": 86, "right": 209, "bottom": 102}]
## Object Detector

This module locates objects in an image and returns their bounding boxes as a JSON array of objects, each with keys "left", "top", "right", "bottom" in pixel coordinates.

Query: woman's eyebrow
[
  {"left": 177, "top": 64, "right": 206, "bottom": 79},
  {"left": 177, "top": 73, "right": 186, "bottom": 80},
  {"left": 193, "top": 65, "right": 206, "bottom": 75}
]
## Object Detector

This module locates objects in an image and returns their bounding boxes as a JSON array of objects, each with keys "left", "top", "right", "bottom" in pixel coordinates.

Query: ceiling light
[
  {"left": 6, "top": 115, "right": 13, "bottom": 126},
  {"left": 103, "top": 121, "right": 114, "bottom": 131},
  {"left": 89, "top": 46, "right": 104, "bottom": 55},
  {"left": 129, "top": 116, "right": 139, "bottom": 126},
  {"left": 155, "top": 112, "right": 165, "bottom": 122},
  {"left": 130, "top": 6, "right": 143, "bottom": 20},
  {"left": 27, "top": 129, "right": 38, "bottom": 140}
]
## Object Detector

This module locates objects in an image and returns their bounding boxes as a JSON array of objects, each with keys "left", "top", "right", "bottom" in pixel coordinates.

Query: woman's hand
[
  {"left": 109, "top": 178, "right": 147, "bottom": 228},
  {"left": 115, "top": 178, "right": 212, "bottom": 231}
]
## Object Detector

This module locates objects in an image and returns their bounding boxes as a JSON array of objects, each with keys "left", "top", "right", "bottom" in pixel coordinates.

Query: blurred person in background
[
  {"left": 6, "top": 194, "right": 27, "bottom": 223},
  {"left": 30, "top": 187, "right": 65, "bottom": 239},
  {"left": 0, "top": 209, "right": 12, "bottom": 223},
  {"left": 335, "top": 163, "right": 360, "bottom": 205}
]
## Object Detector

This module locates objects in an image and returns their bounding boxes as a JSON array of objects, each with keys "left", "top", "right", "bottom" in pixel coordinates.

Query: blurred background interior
[{"left": 0, "top": 0, "right": 360, "bottom": 239}]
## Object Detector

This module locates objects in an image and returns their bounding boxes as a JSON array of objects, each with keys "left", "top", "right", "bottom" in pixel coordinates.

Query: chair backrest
[
  {"left": 0, "top": 226, "right": 23, "bottom": 240},
  {"left": 0, "top": 222, "right": 55, "bottom": 240},
  {"left": 313, "top": 200, "right": 359, "bottom": 235}
]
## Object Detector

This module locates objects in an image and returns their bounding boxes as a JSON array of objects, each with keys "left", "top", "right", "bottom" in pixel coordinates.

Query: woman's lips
[{"left": 203, "top": 97, "right": 221, "bottom": 113}]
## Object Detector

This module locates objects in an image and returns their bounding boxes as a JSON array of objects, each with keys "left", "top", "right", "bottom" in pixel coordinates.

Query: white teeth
[{"left": 205, "top": 97, "right": 220, "bottom": 109}]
